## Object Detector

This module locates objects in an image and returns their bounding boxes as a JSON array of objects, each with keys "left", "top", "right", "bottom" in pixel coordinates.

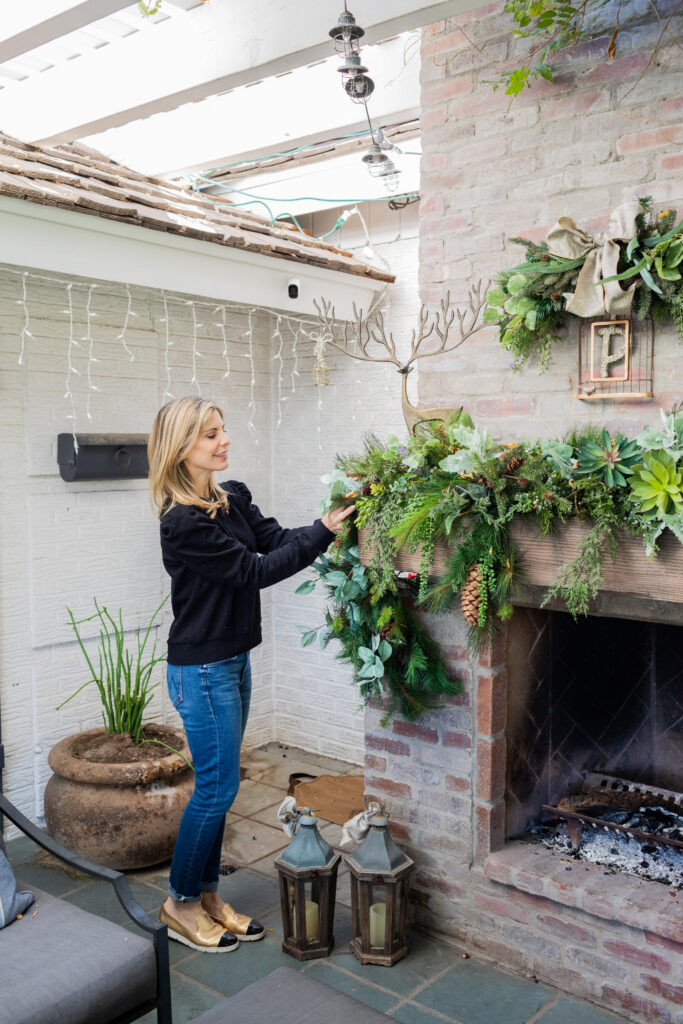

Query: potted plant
[{"left": 44, "top": 596, "right": 194, "bottom": 870}]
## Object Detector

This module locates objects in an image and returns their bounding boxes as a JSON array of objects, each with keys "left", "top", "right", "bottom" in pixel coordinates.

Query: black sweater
[{"left": 160, "top": 481, "right": 334, "bottom": 666}]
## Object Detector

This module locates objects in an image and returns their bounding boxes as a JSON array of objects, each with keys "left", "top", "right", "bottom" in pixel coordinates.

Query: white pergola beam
[
  {"left": 82, "top": 35, "right": 419, "bottom": 177},
  {"left": 0, "top": 1, "right": 133, "bottom": 64},
  {"left": 0, "top": 0, "right": 489, "bottom": 144}
]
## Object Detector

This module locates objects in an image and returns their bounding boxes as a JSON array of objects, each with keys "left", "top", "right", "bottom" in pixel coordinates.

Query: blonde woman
[{"left": 148, "top": 396, "right": 354, "bottom": 952}]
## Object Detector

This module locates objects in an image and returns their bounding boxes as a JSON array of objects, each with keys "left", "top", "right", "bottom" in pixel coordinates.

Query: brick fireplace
[{"left": 364, "top": 597, "right": 683, "bottom": 1023}]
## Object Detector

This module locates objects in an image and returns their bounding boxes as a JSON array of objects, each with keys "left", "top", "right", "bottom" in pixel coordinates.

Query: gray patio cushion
[
  {"left": 191, "top": 966, "right": 392, "bottom": 1023},
  {"left": 0, "top": 849, "right": 35, "bottom": 929},
  {"left": 0, "top": 884, "right": 156, "bottom": 1024}
]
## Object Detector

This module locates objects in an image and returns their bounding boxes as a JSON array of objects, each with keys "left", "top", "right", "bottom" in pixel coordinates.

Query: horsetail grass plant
[{"left": 58, "top": 595, "right": 169, "bottom": 744}]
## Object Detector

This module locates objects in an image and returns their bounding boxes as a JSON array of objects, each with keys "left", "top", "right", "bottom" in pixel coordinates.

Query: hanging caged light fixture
[
  {"left": 330, "top": 6, "right": 374, "bottom": 103},
  {"left": 362, "top": 130, "right": 402, "bottom": 193},
  {"left": 362, "top": 142, "right": 391, "bottom": 177},
  {"left": 329, "top": 8, "right": 365, "bottom": 54},
  {"left": 337, "top": 52, "right": 375, "bottom": 102}
]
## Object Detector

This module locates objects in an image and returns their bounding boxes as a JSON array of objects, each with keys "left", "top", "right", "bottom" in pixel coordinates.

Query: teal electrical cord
[{"left": 193, "top": 177, "right": 419, "bottom": 204}]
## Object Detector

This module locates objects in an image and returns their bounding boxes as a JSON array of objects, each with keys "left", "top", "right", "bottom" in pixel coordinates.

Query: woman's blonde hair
[{"left": 148, "top": 396, "right": 230, "bottom": 518}]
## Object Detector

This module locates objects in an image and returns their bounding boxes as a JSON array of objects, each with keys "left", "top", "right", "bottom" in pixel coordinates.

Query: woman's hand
[{"left": 322, "top": 503, "right": 356, "bottom": 534}]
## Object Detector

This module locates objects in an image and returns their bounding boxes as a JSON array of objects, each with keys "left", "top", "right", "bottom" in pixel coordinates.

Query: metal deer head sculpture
[{"left": 313, "top": 283, "right": 489, "bottom": 434}]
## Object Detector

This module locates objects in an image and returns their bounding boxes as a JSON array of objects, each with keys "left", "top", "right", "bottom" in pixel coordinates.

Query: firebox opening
[{"left": 505, "top": 609, "right": 683, "bottom": 841}]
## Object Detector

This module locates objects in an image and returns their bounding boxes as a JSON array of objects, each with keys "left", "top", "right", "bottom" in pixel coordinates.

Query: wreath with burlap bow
[{"left": 484, "top": 197, "right": 683, "bottom": 372}]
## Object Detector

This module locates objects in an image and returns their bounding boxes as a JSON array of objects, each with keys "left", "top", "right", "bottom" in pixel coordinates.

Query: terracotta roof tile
[{"left": 0, "top": 130, "right": 393, "bottom": 284}]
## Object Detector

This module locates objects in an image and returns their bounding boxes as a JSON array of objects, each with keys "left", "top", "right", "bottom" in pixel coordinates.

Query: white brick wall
[
  {"left": 0, "top": 267, "right": 271, "bottom": 824},
  {"left": 0, "top": 198, "right": 418, "bottom": 822}
]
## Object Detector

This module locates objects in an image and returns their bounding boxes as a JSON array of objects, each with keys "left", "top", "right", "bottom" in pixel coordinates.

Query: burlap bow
[
  {"left": 339, "top": 801, "right": 383, "bottom": 849},
  {"left": 546, "top": 201, "right": 643, "bottom": 317}
]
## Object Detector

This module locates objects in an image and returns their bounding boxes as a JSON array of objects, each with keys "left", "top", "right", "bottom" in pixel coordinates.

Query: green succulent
[
  {"left": 575, "top": 429, "right": 641, "bottom": 488},
  {"left": 628, "top": 451, "right": 683, "bottom": 518}
]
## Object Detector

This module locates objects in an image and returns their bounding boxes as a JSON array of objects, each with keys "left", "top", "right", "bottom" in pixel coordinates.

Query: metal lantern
[
  {"left": 275, "top": 809, "right": 341, "bottom": 960},
  {"left": 346, "top": 811, "right": 414, "bottom": 966},
  {"left": 329, "top": 9, "right": 365, "bottom": 54},
  {"left": 377, "top": 159, "right": 401, "bottom": 194},
  {"left": 362, "top": 143, "right": 391, "bottom": 177},
  {"left": 337, "top": 52, "right": 374, "bottom": 102}
]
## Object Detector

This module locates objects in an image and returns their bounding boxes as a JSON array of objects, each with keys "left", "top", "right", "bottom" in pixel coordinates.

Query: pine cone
[
  {"left": 506, "top": 456, "right": 525, "bottom": 474},
  {"left": 461, "top": 564, "right": 481, "bottom": 627},
  {"left": 360, "top": 484, "right": 372, "bottom": 497}
]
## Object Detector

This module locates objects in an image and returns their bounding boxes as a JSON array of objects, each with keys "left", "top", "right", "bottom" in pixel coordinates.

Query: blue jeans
[{"left": 166, "top": 653, "right": 251, "bottom": 902}]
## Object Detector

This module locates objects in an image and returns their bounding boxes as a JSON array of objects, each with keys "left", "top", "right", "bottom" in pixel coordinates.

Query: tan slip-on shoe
[
  {"left": 159, "top": 903, "right": 239, "bottom": 953},
  {"left": 202, "top": 900, "right": 266, "bottom": 941}
]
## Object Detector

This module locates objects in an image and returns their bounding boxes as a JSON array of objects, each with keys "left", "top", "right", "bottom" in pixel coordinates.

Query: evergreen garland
[{"left": 297, "top": 409, "right": 683, "bottom": 722}]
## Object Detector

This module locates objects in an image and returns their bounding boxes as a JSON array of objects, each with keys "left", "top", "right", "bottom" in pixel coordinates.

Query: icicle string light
[
  {"left": 242, "top": 308, "right": 259, "bottom": 444},
  {"left": 272, "top": 314, "right": 285, "bottom": 427},
  {"left": 218, "top": 305, "right": 230, "bottom": 381},
  {"left": 16, "top": 271, "right": 32, "bottom": 366},
  {"left": 64, "top": 282, "right": 79, "bottom": 449},
  {"left": 286, "top": 319, "right": 300, "bottom": 393},
  {"left": 161, "top": 292, "right": 174, "bottom": 400},
  {"left": 3, "top": 268, "right": 394, "bottom": 449},
  {"left": 115, "top": 283, "right": 136, "bottom": 362},
  {"left": 84, "top": 283, "right": 100, "bottom": 422},
  {"left": 190, "top": 301, "right": 202, "bottom": 393}
]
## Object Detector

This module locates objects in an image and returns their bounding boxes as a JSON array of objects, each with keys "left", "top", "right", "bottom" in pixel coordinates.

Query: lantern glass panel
[
  {"left": 367, "top": 881, "right": 389, "bottom": 947},
  {"left": 290, "top": 879, "right": 321, "bottom": 942}
]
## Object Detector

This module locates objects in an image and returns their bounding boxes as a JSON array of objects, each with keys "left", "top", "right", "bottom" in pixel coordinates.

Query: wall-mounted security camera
[{"left": 287, "top": 279, "right": 300, "bottom": 300}]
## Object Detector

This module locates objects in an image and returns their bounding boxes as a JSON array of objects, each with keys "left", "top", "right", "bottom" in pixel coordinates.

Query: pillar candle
[
  {"left": 369, "top": 902, "right": 387, "bottom": 946},
  {"left": 292, "top": 899, "right": 319, "bottom": 940}
]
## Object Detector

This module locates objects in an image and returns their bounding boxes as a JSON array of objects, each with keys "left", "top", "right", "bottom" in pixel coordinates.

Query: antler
[
  {"left": 314, "top": 282, "right": 490, "bottom": 372},
  {"left": 313, "top": 297, "right": 402, "bottom": 368}
]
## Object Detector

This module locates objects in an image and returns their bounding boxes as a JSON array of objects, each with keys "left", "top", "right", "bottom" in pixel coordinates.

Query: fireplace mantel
[{"left": 358, "top": 521, "right": 683, "bottom": 625}]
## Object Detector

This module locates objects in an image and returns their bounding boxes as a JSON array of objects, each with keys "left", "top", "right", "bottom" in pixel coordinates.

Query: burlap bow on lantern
[{"left": 546, "top": 201, "right": 644, "bottom": 318}]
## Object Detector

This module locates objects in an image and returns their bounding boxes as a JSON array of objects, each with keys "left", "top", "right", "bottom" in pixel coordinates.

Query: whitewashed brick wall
[
  {"left": 0, "top": 266, "right": 271, "bottom": 824},
  {"left": 0, "top": 198, "right": 418, "bottom": 822},
  {"left": 418, "top": 0, "right": 683, "bottom": 440}
]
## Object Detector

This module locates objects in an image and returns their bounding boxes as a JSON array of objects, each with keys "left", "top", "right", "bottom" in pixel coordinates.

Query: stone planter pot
[{"left": 44, "top": 725, "right": 194, "bottom": 870}]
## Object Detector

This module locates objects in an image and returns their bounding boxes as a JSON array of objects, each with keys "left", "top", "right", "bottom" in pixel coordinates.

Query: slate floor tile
[
  {"left": 215, "top": 867, "right": 281, "bottom": 918},
  {"left": 231, "top": 779, "right": 285, "bottom": 816},
  {"left": 302, "top": 961, "right": 399, "bottom": 1014},
  {"left": 329, "top": 931, "right": 458, "bottom": 997},
  {"left": 250, "top": 801, "right": 284, "bottom": 827},
  {"left": 250, "top": 755, "right": 343, "bottom": 790},
  {"left": 63, "top": 878, "right": 164, "bottom": 925},
  {"left": 137, "top": 974, "right": 224, "bottom": 1024},
  {"left": 221, "top": 817, "right": 288, "bottom": 865},
  {"left": 176, "top": 931, "right": 308, "bottom": 996},
  {"left": 249, "top": 851, "right": 281, "bottom": 880},
  {"left": 414, "top": 960, "right": 554, "bottom": 1024},
  {"left": 14, "top": 860, "right": 90, "bottom": 898},
  {"left": 391, "top": 1002, "right": 462, "bottom": 1024},
  {"left": 537, "top": 997, "right": 629, "bottom": 1024},
  {"left": 4, "top": 834, "right": 41, "bottom": 868}
]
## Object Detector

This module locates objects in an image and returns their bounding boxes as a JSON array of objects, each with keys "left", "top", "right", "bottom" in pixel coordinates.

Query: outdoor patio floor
[{"left": 6, "top": 742, "right": 631, "bottom": 1024}]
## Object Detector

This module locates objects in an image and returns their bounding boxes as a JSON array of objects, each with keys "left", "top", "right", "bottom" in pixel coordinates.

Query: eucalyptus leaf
[
  {"left": 295, "top": 579, "right": 316, "bottom": 595},
  {"left": 300, "top": 629, "right": 318, "bottom": 648},
  {"left": 378, "top": 639, "right": 392, "bottom": 661},
  {"left": 325, "top": 571, "right": 348, "bottom": 586}
]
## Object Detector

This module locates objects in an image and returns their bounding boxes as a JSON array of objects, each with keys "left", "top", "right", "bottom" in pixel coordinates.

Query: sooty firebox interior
[{"left": 505, "top": 609, "right": 683, "bottom": 839}]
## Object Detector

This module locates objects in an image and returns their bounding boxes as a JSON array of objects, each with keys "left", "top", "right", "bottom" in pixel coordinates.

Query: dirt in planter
[{"left": 73, "top": 725, "right": 186, "bottom": 764}]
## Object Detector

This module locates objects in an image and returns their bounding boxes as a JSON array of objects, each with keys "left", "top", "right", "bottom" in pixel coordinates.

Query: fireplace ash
[{"left": 531, "top": 807, "right": 683, "bottom": 890}]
